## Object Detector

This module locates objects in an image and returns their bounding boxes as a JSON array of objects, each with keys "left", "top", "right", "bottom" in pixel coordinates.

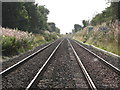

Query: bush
[
  {"left": 1, "top": 27, "right": 59, "bottom": 58},
  {"left": 44, "top": 33, "right": 58, "bottom": 41},
  {"left": 2, "top": 35, "right": 34, "bottom": 56}
]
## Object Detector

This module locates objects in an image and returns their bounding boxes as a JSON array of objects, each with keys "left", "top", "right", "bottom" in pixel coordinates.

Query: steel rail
[
  {"left": 0, "top": 40, "right": 58, "bottom": 76},
  {"left": 26, "top": 39, "right": 64, "bottom": 90},
  {"left": 67, "top": 39, "right": 97, "bottom": 90},
  {"left": 73, "top": 40, "right": 120, "bottom": 75}
]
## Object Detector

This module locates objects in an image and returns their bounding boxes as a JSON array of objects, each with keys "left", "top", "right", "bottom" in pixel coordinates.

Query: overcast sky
[{"left": 35, "top": 0, "right": 109, "bottom": 34}]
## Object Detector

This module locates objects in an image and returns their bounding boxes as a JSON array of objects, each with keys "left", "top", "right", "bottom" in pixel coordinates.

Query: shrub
[
  {"left": 1, "top": 28, "right": 45, "bottom": 57},
  {"left": 1, "top": 27, "right": 59, "bottom": 58},
  {"left": 2, "top": 35, "right": 34, "bottom": 56},
  {"left": 44, "top": 33, "right": 58, "bottom": 41}
]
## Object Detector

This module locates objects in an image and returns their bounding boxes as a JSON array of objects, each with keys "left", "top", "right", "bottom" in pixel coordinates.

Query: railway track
[
  {"left": 26, "top": 39, "right": 94, "bottom": 89},
  {"left": 2, "top": 38, "right": 63, "bottom": 88},
  {"left": 73, "top": 40, "right": 120, "bottom": 74},
  {"left": 67, "top": 39, "right": 97, "bottom": 90},
  {"left": 26, "top": 39, "right": 64, "bottom": 89},
  {"left": 1, "top": 39, "right": 58, "bottom": 76},
  {"left": 1, "top": 38, "right": 120, "bottom": 89},
  {"left": 68, "top": 39, "right": 120, "bottom": 89}
]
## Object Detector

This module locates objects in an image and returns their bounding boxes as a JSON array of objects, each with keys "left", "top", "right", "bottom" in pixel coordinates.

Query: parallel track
[
  {"left": 67, "top": 39, "right": 97, "bottom": 90},
  {"left": 69, "top": 38, "right": 120, "bottom": 89},
  {"left": 72, "top": 39, "right": 120, "bottom": 75},
  {"left": 26, "top": 39, "right": 64, "bottom": 90},
  {"left": 1, "top": 40, "right": 57, "bottom": 76},
  {"left": 2, "top": 38, "right": 120, "bottom": 89},
  {"left": 26, "top": 39, "right": 95, "bottom": 90}
]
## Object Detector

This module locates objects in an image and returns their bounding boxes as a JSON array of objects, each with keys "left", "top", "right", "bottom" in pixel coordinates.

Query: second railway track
[
  {"left": 69, "top": 39, "right": 120, "bottom": 89},
  {"left": 1, "top": 39, "right": 61, "bottom": 75},
  {"left": 2, "top": 38, "right": 63, "bottom": 89}
]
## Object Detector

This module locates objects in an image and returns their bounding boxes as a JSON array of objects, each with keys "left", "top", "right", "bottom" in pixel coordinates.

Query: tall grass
[
  {"left": 1, "top": 27, "right": 60, "bottom": 59},
  {"left": 72, "top": 21, "right": 120, "bottom": 56},
  {"left": 1, "top": 27, "right": 45, "bottom": 57},
  {"left": 44, "top": 32, "right": 58, "bottom": 41}
]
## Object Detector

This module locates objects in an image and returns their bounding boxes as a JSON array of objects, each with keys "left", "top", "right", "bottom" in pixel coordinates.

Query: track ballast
[{"left": 1, "top": 38, "right": 120, "bottom": 89}]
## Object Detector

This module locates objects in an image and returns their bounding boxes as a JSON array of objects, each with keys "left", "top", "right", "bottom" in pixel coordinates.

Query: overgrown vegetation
[
  {"left": 2, "top": 2, "right": 60, "bottom": 34},
  {"left": 1, "top": 2, "right": 61, "bottom": 60},
  {"left": 1, "top": 28, "right": 59, "bottom": 59},
  {"left": 90, "top": 2, "right": 120, "bottom": 26},
  {"left": 72, "top": 2, "right": 120, "bottom": 56},
  {"left": 73, "top": 21, "right": 120, "bottom": 55}
]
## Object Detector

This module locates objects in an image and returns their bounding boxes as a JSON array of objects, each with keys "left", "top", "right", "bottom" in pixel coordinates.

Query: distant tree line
[
  {"left": 82, "top": 20, "right": 89, "bottom": 28},
  {"left": 79, "top": 2, "right": 120, "bottom": 28},
  {"left": 2, "top": 2, "right": 60, "bottom": 34},
  {"left": 71, "top": 2, "right": 119, "bottom": 34},
  {"left": 72, "top": 24, "right": 82, "bottom": 33},
  {"left": 90, "top": 2, "right": 120, "bottom": 26},
  {"left": 48, "top": 22, "right": 60, "bottom": 34}
]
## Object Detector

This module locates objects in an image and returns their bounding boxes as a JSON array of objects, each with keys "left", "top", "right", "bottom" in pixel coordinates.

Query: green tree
[
  {"left": 90, "top": 2, "right": 120, "bottom": 25},
  {"left": 82, "top": 20, "right": 89, "bottom": 28},
  {"left": 55, "top": 27, "right": 60, "bottom": 34},
  {"left": 2, "top": 2, "right": 29, "bottom": 30},
  {"left": 2, "top": 2, "right": 50, "bottom": 34}
]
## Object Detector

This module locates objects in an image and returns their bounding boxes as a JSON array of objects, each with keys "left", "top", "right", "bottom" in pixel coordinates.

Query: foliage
[
  {"left": 47, "top": 22, "right": 60, "bottom": 34},
  {"left": 82, "top": 20, "right": 89, "bottom": 28},
  {"left": 2, "top": 36, "right": 30, "bottom": 56},
  {"left": 72, "top": 2, "right": 120, "bottom": 56},
  {"left": 1, "top": 28, "right": 45, "bottom": 57},
  {"left": 55, "top": 27, "right": 60, "bottom": 34},
  {"left": 2, "top": 2, "right": 49, "bottom": 34},
  {"left": 1, "top": 2, "right": 61, "bottom": 59},
  {"left": 1, "top": 27, "right": 59, "bottom": 57},
  {"left": 2, "top": 27, "right": 33, "bottom": 40},
  {"left": 72, "top": 21, "right": 120, "bottom": 55},
  {"left": 90, "top": 2, "right": 120, "bottom": 26},
  {"left": 43, "top": 32, "right": 58, "bottom": 41}
]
